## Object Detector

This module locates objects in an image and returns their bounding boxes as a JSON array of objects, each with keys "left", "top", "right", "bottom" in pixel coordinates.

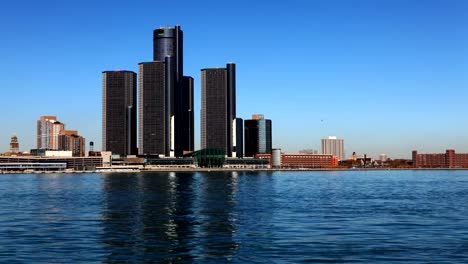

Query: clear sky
[{"left": 0, "top": 0, "right": 466, "bottom": 159}]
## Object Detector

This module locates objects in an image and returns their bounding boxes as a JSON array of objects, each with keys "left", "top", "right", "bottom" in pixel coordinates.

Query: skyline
[{"left": 0, "top": 0, "right": 467, "bottom": 158}]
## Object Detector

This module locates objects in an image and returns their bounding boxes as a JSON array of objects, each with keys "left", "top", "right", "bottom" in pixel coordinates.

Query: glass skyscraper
[
  {"left": 244, "top": 115, "right": 272, "bottom": 157},
  {"left": 138, "top": 26, "right": 194, "bottom": 157},
  {"left": 102, "top": 71, "right": 137, "bottom": 156},
  {"left": 200, "top": 63, "right": 242, "bottom": 157}
]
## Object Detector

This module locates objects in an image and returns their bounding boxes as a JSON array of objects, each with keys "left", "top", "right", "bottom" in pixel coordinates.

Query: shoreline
[{"left": 2, "top": 167, "right": 468, "bottom": 174}]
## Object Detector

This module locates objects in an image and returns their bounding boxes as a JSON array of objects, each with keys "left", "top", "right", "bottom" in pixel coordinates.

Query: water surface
[{"left": 0, "top": 170, "right": 467, "bottom": 263}]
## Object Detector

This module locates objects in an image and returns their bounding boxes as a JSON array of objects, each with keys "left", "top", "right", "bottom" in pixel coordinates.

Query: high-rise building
[
  {"left": 58, "top": 130, "right": 85, "bottom": 157},
  {"left": 102, "top": 70, "right": 137, "bottom": 156},
  {"left": 10, "top": 136, "right": 19, "bottom": 153},
  {"left": 244, "top": 114, "right": 272, "bottom": 157},
  {"left": 37, "top": 116, "right": 65, "bottom": 150},
  {"left": 321, "top": 136, "right": 345, "bottom": 160},
  {"left": 138, "top": 25, "right": 194, "bottom": 157},
  {"left": 138, "top": 61, "right": 169, "bottom": 156},
  {"left": 200, "top": 63, "right": 240, "bottom": 157}
]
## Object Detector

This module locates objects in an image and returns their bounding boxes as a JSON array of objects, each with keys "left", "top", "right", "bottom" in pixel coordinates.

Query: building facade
[
  {"left": 200, "top": 63, "right": 240, "bottom": 157},
  {"left": 412, "top": 150, "right": 468, "bottom": 168},
  {"left": 244, "top": 114, "right": 272, "bottom": 157},
  {"left": 138, "top": 61, "right": 169, "bottom": 156},
  {"left": 102, "top": 70, "right": 137, "bottom": 156},
  {"left": 0, "top": 156, "right": 102, "bottom": 170},
  {"left": 37, "top": 116, "right": 65, "bottom": 150},
  {"left": 10, "top": 136, "right": 19, "bottom": 153},
  {"left": 58, "top": 130, "right": 85, "bottom": 157},
  {"left": 321, "top": 136, "right": 345, "bottom": 161},
  {"left": 256, "top": 153, "right": 339, "bottom": 168},
  {"left": 137, "top": 26, "right": 194, "bottom": 157}
]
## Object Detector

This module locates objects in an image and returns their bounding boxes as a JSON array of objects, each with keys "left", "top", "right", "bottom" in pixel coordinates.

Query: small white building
[{"left": 45, "top": 150, "right": 73, "bottom": 157}]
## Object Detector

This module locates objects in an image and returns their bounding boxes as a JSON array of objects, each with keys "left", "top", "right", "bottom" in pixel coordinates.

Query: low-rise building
[
  {"left": 256, "top": 153, "right": 338, "bottom": 168},
  {"left": 0, "top": 156, "right": 102, "bottom": 171},
  {"left": 412, "top": 149, "right": 468, "bottom": 168}
]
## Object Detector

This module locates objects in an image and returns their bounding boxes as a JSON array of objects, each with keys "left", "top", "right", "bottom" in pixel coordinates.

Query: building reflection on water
[
  {"left": 100, "top": 172, "right": 241, "bottom": 262},
  {"left": 195, "top": 172, "right": 239, "bottom": 261}
]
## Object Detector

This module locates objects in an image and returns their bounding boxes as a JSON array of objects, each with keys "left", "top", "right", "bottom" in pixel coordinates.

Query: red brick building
[
  {"left": 412, "top": 150, "right": 468, "bottom": 168},
  {"left": 256, "top": 153, "right": 338, "bottom": 168}
]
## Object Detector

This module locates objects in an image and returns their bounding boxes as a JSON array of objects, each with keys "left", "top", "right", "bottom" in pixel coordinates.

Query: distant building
[
  {"left": 200, "top": 63, "right": 240, "bottom": 157},
  {"left": 379, "top": 154, "right": 388, "bottom": 162},
  {"left": 102, "top": 70, "right": 137, "bottom": 156},
  {"left": 58, "top": 130, "right": 85, "bottom": 157},
  {"left": 0, "top": 156, "right": 102, "bottom": 171},
  {"left": 299, "top": 149, "right": 319, "bottom": 154},
  {"left": 10, "top": 136, "right": 19, "bottom": 154},
  {"left": 244, "top": 114, "right": 272, "bottom": 157},
  {"left": 37, "top": 116, "right": 64, "bottom": 150},
  {"left": 321, "top": 136, "right": 345, "bottom": 161},
  {"left": 256, "top": 153, "right": 338, "bottom": 168},
  {"left": 412, "top": 150, "right": 468, "bottom": 168}
]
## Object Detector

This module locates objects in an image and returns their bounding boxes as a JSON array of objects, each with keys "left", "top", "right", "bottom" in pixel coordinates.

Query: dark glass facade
[
  {"left": 193, "top": 148, "right": 225, "bottom": 168},
  {"left": 138, "top": 62, "right": 168, "bottom": 156},
  {"left": 181, "top": 76, "right": 194, "bottom": 154},
  {"left": 200, "top": 63, "right": 237, "bottom": 157},
  {"left": 244, "top": 118, "right": 272, "bottom": 157},
  {"left": 234, "top": 118, "right": 243, "bottom": 158},
  {"left": 102, "top": 71, "right": 137, "bottom": 156},
  {"left": 137, "top": 25, "right": 193, "bottom": 157},
  {"left": 153, "top": 26, "right": 183, "bottom": 81}
]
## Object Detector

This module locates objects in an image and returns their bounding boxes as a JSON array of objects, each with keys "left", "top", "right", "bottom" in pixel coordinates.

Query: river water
[{"left": 0, "top": 170, "right": 467, "bottom": 263}]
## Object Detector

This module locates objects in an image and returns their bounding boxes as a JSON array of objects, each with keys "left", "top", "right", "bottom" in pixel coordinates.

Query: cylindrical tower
[
  {"left": 272, "top": 148, "right": 282, "bottom": 168},
  {"left": 153, "top": 26, "right": 183, "bottom": 79}
]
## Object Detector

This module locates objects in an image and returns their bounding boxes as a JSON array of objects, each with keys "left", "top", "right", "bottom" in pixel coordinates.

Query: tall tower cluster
[
  {"left": 102, "top": 25, "right": 272, "bottom": 158},
  {"left": 103, "top": 26, "right": 193, "bottom": 157}
]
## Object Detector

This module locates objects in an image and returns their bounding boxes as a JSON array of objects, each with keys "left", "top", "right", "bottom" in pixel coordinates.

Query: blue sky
[{"left": 0, "top": 0, "right": 466, "bottom": 158}]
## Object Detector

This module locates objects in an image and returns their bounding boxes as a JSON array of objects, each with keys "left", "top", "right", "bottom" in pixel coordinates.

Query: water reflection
[
  {"left": 1, "top": 171, "right": 467, "bottom": 263},
  {"left": 101, "top": 172, "right": 197, "bottom": 262},
  {"left": 100, "top": 172, "right": 245, "bottom": 262},
  {"left": 195, "top": 172, "right": 240, "bottom": 261}
]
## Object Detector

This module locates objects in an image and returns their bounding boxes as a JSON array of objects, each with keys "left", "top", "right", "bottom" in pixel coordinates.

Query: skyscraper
[
  {"left": 138, "top": 61, "right": 169, "bottom": 156},
  {"left": 138, "top": 25, "right": 194, "bottom": 157},
  {"left": 321, "top": 136, "right": 345, "bottom": 160},
  {"left": 200, "top": 63, "right": 240, "bottom": 157},
  {"left": 102, "top": 71, "right": 137, "bottom": 156},
  {"left": 244, "top": 114, "right": 272, "bottom": 157},
  {"left": 37, "top": 116, "right": 64, "bottom": 150}
]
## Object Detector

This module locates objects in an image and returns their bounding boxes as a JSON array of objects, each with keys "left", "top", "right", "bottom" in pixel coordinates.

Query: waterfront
[{"left": 0, "top": 171, "right": 467, "bottom": 263}]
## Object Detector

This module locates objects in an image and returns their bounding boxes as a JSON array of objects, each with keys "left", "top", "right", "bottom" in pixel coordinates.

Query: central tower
[
  {"left": 138, "top": 25, "right": 193, "bottom": 157},
  {"left": 153, "top": 26, "right": 183, "bottom": 80}
]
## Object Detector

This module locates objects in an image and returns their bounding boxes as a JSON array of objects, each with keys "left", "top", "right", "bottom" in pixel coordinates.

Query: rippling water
[{"left": 0, "top": 170, "right": 468, "bottom": 263}]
